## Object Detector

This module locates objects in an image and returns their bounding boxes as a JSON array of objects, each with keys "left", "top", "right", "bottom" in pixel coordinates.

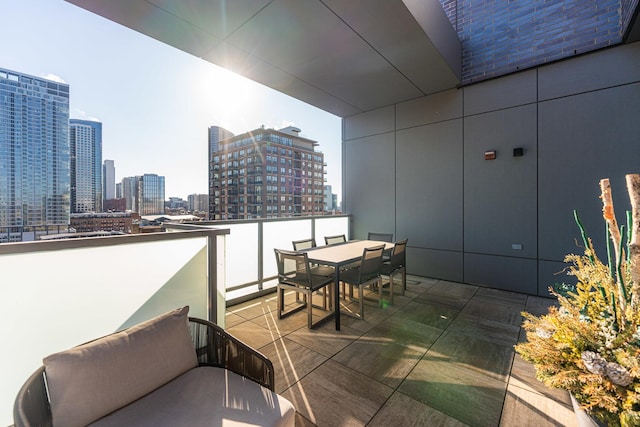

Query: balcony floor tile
[{"left": 225, "top": 275, "right": 575, "bottom": 426}]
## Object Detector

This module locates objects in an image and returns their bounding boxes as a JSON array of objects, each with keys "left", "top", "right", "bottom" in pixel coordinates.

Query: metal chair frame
[
  {"left": 338, "top": 244, "right": 386, "bottom": 320},
  {"left": 381, "top": 239, "right": 408, "bottom": 296},
  {"left": 324, "top": 234, "right": 346, "bottom": 245},
  {"left": 274, "top": 248, "right": 335, "bottom": 328},
  {"left": 367, "top": 232, "right": 394, "bottom": 242},
  {"left": 291, "top": 238, "right": 333, "bottom": 307}
]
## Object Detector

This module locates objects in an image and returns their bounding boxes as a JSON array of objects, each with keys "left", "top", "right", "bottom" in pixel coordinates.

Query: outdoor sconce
[
  {"left": 484, "top": 150, "right": 497, "bottom": 160},
  {"left": 513, "top": 147, "right": 524, "bottom": 157}
]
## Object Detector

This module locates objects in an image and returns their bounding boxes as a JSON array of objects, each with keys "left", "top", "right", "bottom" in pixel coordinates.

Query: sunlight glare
[{"left": 194, "top": 65, "right": 257, "bottom": 132}]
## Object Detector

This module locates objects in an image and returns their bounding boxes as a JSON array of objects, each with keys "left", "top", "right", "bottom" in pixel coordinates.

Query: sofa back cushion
[{"left": 43, "top": 306, "right": 198, "bottom": 427}]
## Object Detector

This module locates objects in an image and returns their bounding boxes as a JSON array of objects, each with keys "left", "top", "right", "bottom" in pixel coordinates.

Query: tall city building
[
  {"left": 121, "top": 177, "right": 137, "bottom": 211},
  {"left": 121, "top": 174, "right": 165, "bottom": 215},
  {"left": 70, "top": 119, "right": 102, "bottom": 213},
  {"left": 324, "top": 185, "right": 333, "bottom": 211},
  {"left": 138, "top": 174, "right": 165, "bottom": 215},
  {"left": 188, "top": 193, "right": 209, "bottom": 213},
  {"left": 210, "top": 126, "right": 326, "bottom": 220},
  {"left": 0, "top": 68, "right": 70, "bottom": 242},
  {"left": 103, "top": 159, "right": 115, "bottom": 201},
  {"left": 208, "top": 126, "right": 234, "bottom": 218},
  {"left": 208, "top": 125, "right": 234, "bottom": 162}
]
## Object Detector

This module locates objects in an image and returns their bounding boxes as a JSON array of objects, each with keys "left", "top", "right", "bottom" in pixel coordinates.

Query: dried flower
[
  {"left": 514, "top": 175, "right": 640, "bottom": 426},
  {"left": 536, "top": 327, "right": 554, "bottom": 339},
  {"left": 582, "top": 351, "right": 607, "bottom": 375},
  {"left": 606, "top": 362, "right": 633, "bottom": 387}
]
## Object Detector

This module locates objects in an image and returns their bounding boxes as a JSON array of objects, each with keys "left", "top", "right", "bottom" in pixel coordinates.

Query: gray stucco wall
[{"left": 343, "top": 41, "right": 640, "bottom": 296}]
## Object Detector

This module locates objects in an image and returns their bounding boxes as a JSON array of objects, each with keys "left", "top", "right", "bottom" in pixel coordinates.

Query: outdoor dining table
[{"left": 304, "top": 239, "right": 394, "bottom": 330}]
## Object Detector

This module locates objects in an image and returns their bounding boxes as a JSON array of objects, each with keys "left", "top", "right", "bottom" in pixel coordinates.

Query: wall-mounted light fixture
[
  {"left": 513, "top": 147, "right": 524, "bottom": 157},
  {"left": 484, "top": 150, "right": 497, "bottom": 160}
]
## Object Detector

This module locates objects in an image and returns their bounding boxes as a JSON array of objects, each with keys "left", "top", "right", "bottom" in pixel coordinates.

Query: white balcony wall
[
  {"left": 0, "top": 230, "right": 225, "bottom": 427},
  {"left": 314, "top": 216, "right": 350, "bottom": 245},
  {"left": 218, "top": 223, "right": 260, "bottom": 288},
  {"left": 1, "top": 217, "right": 347, "bottom": 425},
  {"left": 263, "top": 219, "right": 313, "bottom": 279},
  {"left": 176, "top": 216, "right": 350, "bottom": 301}
]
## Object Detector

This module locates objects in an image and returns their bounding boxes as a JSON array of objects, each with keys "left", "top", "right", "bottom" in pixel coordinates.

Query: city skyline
[{"left": 1, "top": 0, "right": 342, "bottom": 201}]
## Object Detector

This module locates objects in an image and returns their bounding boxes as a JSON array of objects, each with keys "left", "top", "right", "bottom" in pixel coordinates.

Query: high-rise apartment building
[
  {"left": 208, "top": 125, "right": 234, "bottom": 162},
  {"left": 139, "top": 174, "right": 165, "bottom": 215},
  {"left": 70, "top": 119, "right": 102, "bottom": 213},
  {"left": 208, "top": 126, "right": 234, "bottom": 217},
  {"left": 210, "top": 126, "right": 326, "bottom": 220},
  {"left": 103, "top": 159, "right": 115, "bottom": 201},
  {"left": 324, "top": 185, "right": 336, "bottom": 212},
  {"left": 121, "top": 177, "right": 137, "bottom": 211},
  {"left": 121, "top": 174, "right": 165, "bottom": 215},
  {"left": 0, "top": 68, "right": 70, "bottom": 242},
  {"left": 188, "top": 193, "right": 209, "bottom": 213}
]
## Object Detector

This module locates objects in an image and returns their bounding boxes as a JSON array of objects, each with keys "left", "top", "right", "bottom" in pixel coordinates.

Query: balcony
[{"left": 0, "top": 215, "right": 349, "bottom": 425}]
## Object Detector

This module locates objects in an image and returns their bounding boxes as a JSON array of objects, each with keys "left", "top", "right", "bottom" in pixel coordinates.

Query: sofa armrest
[
  {"left": 13, "top": 366, "right": 52, "bottom": 427},
  {"left": 188, "top": 317, "right": 275, "bottom": 391}
]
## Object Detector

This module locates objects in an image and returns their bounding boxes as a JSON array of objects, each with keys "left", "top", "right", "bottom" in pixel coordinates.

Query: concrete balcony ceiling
[{"left": 65, "top": 0, "right": 461, "bottom": 117}]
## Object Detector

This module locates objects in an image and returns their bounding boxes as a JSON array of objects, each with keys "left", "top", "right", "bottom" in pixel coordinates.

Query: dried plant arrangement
[{"left": 516, "top": 174, "right": 640, "bottom": 427}]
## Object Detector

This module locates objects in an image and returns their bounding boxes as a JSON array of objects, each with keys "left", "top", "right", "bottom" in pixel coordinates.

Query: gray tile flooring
[{"left": 225, "top": 276, "right": 578, "bottom": 427}]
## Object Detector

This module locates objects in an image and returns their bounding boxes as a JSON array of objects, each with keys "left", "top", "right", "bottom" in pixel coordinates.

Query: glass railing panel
[
  {"left": 170, "top": 215, "right": 350, "bottom": 302},
  {"left": 315, "top": 215, "right": 350, "bottom": 245},
  {"left": 263, "top": 219, "right": 313, "bottom": 279},
  {"left": 223, "top": 223, "right": 259, "bottom": 288},
  {"left": 0, "top": 231, "right": 224, "bottom": 427}
]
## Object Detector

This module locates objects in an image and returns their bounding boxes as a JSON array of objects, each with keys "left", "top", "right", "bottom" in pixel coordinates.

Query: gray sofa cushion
[
  {"left": 43, "top": 306, "right": 198, "bottom": 427},
  {"left": 88, "top": 366, "right": 296, "bottom": 427}
]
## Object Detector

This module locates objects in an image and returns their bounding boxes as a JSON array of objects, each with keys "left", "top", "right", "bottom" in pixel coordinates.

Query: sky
[{"left": 1, "top": 0, "right": 343, "bottom": 201}]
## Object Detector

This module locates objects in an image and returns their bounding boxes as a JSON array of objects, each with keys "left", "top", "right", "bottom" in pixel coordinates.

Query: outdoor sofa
[{"left": 13, "top": 306, "right": 295, "bottom": 427}]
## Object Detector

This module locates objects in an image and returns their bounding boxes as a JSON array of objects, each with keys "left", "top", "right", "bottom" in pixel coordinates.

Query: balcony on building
[{"left": 3, "top": 0, "right": 640, "bottom": 425}]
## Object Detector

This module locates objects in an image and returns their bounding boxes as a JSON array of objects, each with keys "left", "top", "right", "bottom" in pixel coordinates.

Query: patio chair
[
  {"left": 367, "top": 232, "right": 394, "bottom": 242},
  {"left": 324, "top": 234, "right": 346, "bottom": 245},
  {"left": 380, "top": 239, "right": 408, "bottom": 297},
  {"left": 368, "top": 232, "right": 394, "bottom": 261},
  {"left": 292, "top": 238, "right": 334, "bottom": 275},
  {"left": 292, "top": 238, "right": 334, "bottom": 306},
  {"left": 338, "top": 244, "right": 386, "bottom": 320},
  {"left": 274, "top": 248, "right": 335, "bottom": 328},
  {"left": 321, "top": 234, "right": 360, "bottom": 298},
  {"left": 292, "top": 238, "right": 315, "bottom": 250}
]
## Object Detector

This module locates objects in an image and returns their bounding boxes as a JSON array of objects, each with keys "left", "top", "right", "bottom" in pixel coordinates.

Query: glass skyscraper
[
  {"left": 70, "top": 119, "right": 102, "bottom": 213},
  {"left": 208, "top": 126, "right": 234, "bottom": 162},
  {"left": 103, "top": 159, "right": 115, "bottom": 201},
  {"left": 121, "top": 174, "right": 164, "bottom": 215},
  {"left": 121, "top": 176, "right": 137, "bottom": 211},
  {"left": 0, "top": 68, "right": 70, "bottom": 242},
  {"left": 139, "top": 174, "right": 164, "bottom": 215}
]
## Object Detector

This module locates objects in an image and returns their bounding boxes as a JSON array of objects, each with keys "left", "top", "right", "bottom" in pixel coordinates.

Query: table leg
[{"left": 334, "top": 265, "right": 341, "bottom": 330}]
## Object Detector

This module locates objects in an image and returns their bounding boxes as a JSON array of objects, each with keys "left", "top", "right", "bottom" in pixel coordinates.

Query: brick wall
[
  {"left": 439, "top": 0, "right": 632, "bottom": 84},
  {"left": 440, "top": 0, "right": 458, "bottom": 31}
]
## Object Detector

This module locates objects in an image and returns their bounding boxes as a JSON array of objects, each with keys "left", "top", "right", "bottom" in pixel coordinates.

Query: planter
[{"left": 570, "top": 394, "right": 607, "bottom": 427}]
